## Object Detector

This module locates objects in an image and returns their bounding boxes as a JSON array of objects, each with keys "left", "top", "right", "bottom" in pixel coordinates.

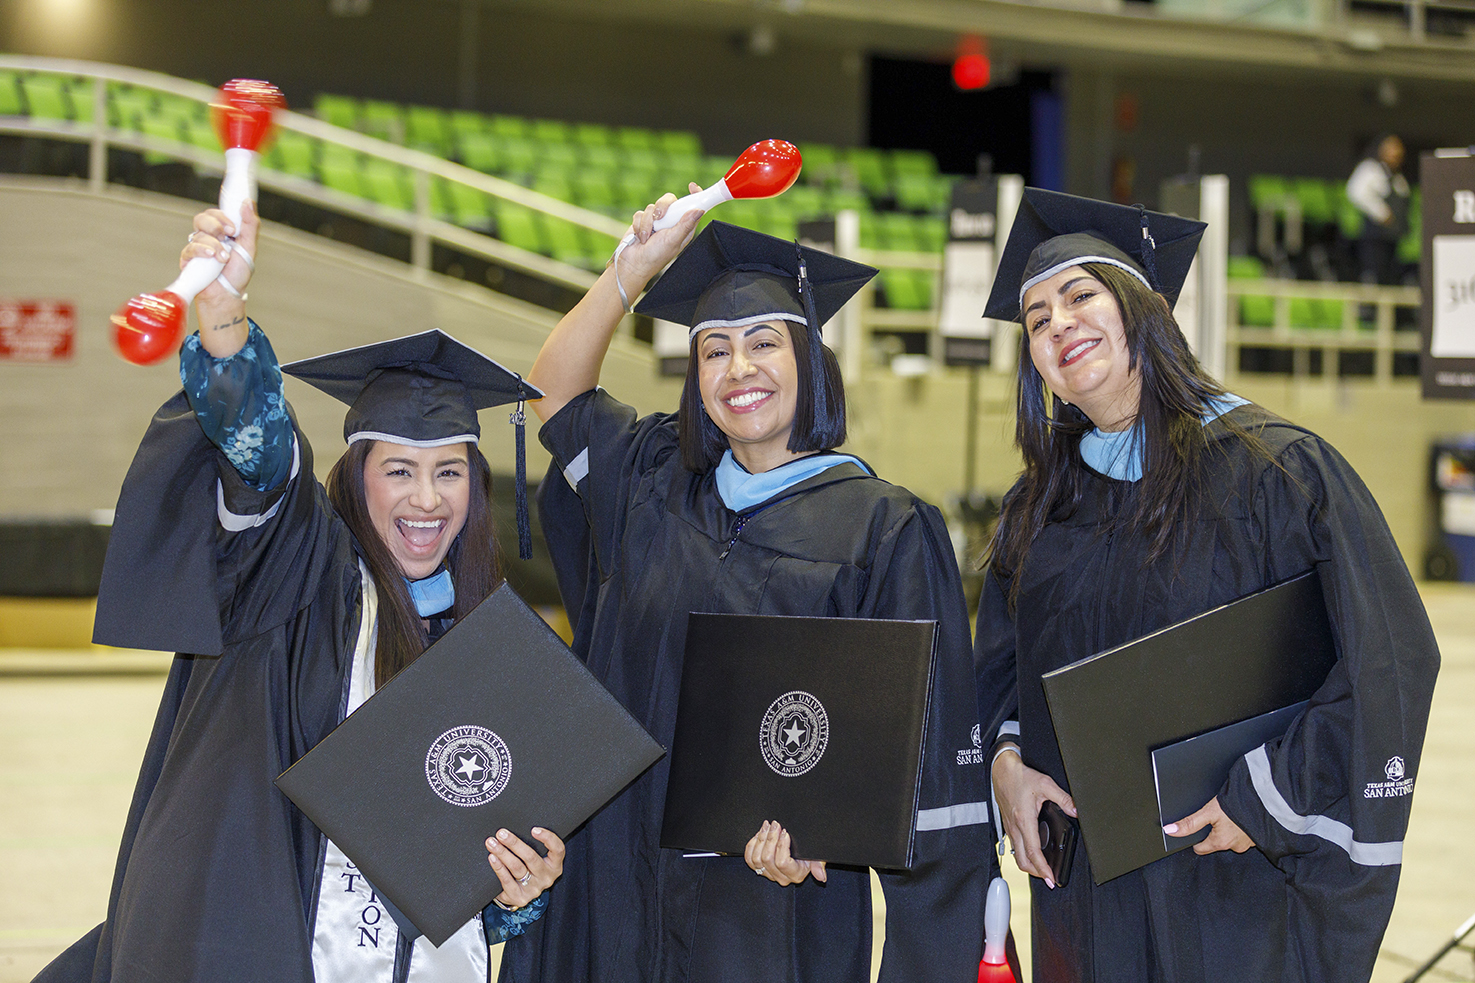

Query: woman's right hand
[
  {"left": 185, "top": 200, "right": 260, "bottom": 359},
  {"left": 613, "top": 184, "right": 704, "bottom": 287},
  {"left": 993, "top": 746, "right": 1076, "bottom": 888}
]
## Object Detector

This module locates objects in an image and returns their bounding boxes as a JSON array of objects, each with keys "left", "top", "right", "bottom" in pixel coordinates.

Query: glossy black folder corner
[
  {"left": 275, "top": 584, "right": 664, "bottom": 946},
  {"left": 1041, "top": 570, "right": 1336, "bottom": 885},
  {"left": 661, "top": 613, "right": 938, "bottom": 871}
]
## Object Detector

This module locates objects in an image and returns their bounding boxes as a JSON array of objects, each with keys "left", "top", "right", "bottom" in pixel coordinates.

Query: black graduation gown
[
  {"left": 501, "top": 389, "right": 991, "bottom": 983},
  {"left": 973, "top": 404, "right": 1440, "bottom": 983},
  {"left": 36, "top": 392, "right": 363, "bottom": 983}
]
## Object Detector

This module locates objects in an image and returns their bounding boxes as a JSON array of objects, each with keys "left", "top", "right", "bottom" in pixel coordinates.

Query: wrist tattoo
[{"left": 210, "top": 315, "right": 245, "bottom": 333}]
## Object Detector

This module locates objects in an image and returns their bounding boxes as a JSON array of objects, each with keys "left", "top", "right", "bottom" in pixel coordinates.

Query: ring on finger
[
  {"left": 187, "top": 231, "right": 201, "bottom": 245},
  {"left": 754, "top": 866, "right": 765, "bottom": 876},
  {"left": 517, "top": 872, "right": 531, "bottom": 887}
]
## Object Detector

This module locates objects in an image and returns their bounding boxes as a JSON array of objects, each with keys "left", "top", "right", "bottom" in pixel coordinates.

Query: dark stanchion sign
[
  {"left": 938, "top": 180, "right": 999, "bottom": 366},
  {"left": 1421, "top": 149, "right": 1475, "bottom": 400}
]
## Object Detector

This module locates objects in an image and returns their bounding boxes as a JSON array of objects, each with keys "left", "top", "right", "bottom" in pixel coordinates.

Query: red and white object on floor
[
  {"left": 978, "top": 876, "right": 1017, "bottom": 983},
  {"left": 111, "top": 79, "right": 286, "bottom": 365}
]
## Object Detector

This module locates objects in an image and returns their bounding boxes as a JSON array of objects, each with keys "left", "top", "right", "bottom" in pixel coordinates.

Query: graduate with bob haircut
[{"left": 500, "top": 194, "right": 992, "bottom": 983}]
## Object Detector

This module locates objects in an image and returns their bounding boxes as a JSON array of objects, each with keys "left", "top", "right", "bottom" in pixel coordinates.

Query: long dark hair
[
  {"left": 989, "top": 262, "right": 1264, "bottom": 603},
  {"left": 678, "top": 321, "right": 848, "bottom": 473},
  {"left": 326, "top": 440, "right": 502, "bottom": 689}
]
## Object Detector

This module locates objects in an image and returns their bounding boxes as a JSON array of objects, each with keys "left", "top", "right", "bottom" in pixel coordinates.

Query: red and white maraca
[
  {"left": 618, "top": 138, "right": 803, "bottom": 252},
  {"left": 112, "top": 79, "right": 286, "bottom": 365}
]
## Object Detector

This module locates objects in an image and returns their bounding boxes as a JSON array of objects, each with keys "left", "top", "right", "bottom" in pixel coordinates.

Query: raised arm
[
  {"left": 528, "top": 188, "right": 701, "bottom": 422},
  {"left": 184, "top": 199, "right": 260, "bottom": 359}
]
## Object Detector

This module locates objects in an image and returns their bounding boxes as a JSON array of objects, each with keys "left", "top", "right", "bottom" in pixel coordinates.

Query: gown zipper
[{"left": 718, "top": 514, "right": 750, "bottom": 561}]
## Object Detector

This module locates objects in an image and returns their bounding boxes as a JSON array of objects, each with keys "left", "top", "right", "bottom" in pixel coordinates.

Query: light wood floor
[{"left": 2, "top": 584, "right": 1471, "bottom": 983}]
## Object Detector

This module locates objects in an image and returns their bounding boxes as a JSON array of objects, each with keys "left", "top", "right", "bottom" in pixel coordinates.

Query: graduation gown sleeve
[
  {"left": 1216, "top": 431, "right": 1440, "bottom": 982},
  {"left": 865, "top": 504, "right": 992, "bottom": 982}
]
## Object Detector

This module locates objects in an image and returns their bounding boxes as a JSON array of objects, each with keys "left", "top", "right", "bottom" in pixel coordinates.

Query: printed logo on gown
[
  {"left": 425, "top": 725, "right": 512, "bottom": 806},
  {"left": 760, "top": 691, "right": 830, "bottom": 777}
]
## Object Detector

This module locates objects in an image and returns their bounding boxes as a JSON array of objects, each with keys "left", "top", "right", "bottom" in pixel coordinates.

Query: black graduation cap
[
  {"left": 635, "top": 221, "right": 874, "bottom": 426},
  {"left": 636, "top": 220, "right": 875, "bottom": 340},
  {"left": 983, "top": 189, "right": 1207, "bottom": 323},
  {"left": 284, "top": 330, "right": 544, "bottom": 560}
]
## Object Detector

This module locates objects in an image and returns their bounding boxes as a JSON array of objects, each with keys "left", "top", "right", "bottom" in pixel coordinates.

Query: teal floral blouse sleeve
[
  {"left": 179, "top": 322, "right": 294, "bottom": 492},
  {"left": 482, "top": 890, "right": 549, "bottom": 943}
]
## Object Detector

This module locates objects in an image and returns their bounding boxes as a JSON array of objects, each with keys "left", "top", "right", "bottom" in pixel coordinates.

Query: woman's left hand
[
  {"left": 744, "top": 820, "right": 827, "bottom": 886},
  {"left": 1164, "top": 796, "right": 1256, "bottom": 855},
  {"left": 486, "top": 826, "right": 565, "bottom": 908}
]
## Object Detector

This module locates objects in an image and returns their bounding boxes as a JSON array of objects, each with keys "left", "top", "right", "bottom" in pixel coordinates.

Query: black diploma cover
[
  {"left": 275, "top": 583, "right": 664, "bottom": 945},
  {"left": 661, "top": 612, "right": 938, "bottom": 870},
  {"left": 1040, "top": 570, "right": 1336, "bottom": 884}
]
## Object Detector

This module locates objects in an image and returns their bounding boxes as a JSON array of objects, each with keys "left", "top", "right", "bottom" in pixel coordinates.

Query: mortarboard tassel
[
  {"left": 794, "top": 241, "right": 828, "bottom": 425},
  {"left": 511, "top": 388, "right": 532, "bottom": 561},
  {"left": 1136, "top": 204, "right": 1161, "bottom": 292}
]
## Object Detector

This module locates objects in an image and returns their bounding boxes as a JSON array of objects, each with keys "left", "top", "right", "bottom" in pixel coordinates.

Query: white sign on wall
[{"left": 1431, "top": 235, "right": 1475, "bottom": 359}]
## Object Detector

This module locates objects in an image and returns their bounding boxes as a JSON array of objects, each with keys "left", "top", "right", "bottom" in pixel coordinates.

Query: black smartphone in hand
[{"left": 1038, "top": 800, "right": 1079, "bottom": 887}]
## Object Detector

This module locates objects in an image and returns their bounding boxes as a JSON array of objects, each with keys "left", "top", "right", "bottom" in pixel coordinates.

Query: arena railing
[
  {"left": 1224, "top": 276, "right": 1421, "bottom": 384},
  {"left": 0, "top": 55, "right": 627, "bottom": 294}
]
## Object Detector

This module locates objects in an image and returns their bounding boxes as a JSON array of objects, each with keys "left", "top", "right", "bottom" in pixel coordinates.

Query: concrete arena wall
[{"left": 4, "top": 179, "right": 1475, "bottom": 574}]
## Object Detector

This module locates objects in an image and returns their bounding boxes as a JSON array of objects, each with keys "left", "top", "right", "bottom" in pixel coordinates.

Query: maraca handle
[
  {"left": 164, "top": 147, "right": 258, "bottom": 304},
  {"left": 982, "top": 876, "right": 1010, "bottom": 964},
  {"left": 652, "top": 180, "right": 733, "bottom": 232}
]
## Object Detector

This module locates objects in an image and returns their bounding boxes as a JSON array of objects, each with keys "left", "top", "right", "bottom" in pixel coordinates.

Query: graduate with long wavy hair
[{"left": 975, "top": 189, "right": 1439, "bottom": 983}]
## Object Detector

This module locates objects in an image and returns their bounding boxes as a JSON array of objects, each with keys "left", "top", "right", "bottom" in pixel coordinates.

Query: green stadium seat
[
  {"left": 878, "top": 212, "right": 921, "bottom": 251},
  {"left": 825, "top": 189, "right": 870, "bottom": 215},
  {"left": 572, "top": 171, "right": 618, "bottom": 215},
  {"left": 361, "top": 160, "right": 414, "bottom": 211},
  {"left": 890, "top": 149, "right": 938, "bottom": 178},
  {"left": 1227, "top": 255, "right": 1275, "bottom": 327},
  {"left": 1292, "top": 178, "right": 1335, "bottom": 225},
  {"left": 315, "top": 93, "right": 359, "bottom": 131},
  {"left": 182, "top": 117, "right": 221, "bottom": 153},
  {"left": 616, "top": 126, "right": 657, "bottom": 151},
  {"left": 445, "top": 180, "right": 494, "bottom": 231},
  {"left": 580, "top": 144, "right": 622, "bottom": 172},
  {"left": 488, "top": 114, "right": 527, "bottom": 139},
  {"left": 450, "top": 110, "right": 487, "bottom": 141},
  {"left": 429, "top": 176, "right": 457, "bottom": 222},
  {"left": 614, "top": 171, "right": 662, "bottom": 215},
  {"left": 658, "top": 130, "right": 702, "bottom": 158},
  {"left": 622, "top": 147, "right": 662, "bottom": 174},
  {"left": 541, "top": 142, "right": 580, "bottom": 171},
  {"left": 796, "top": 143, "right": 839, "bottom": 185},
  {"left": 783, "top": 186, "right": 826, "bottom": 220},
  {"left": 264, "top": 130, "right": 318, "bottom": 179},
  {"left": 573, "top": 122, "right": 614, "bottom": 147},
  {"left": 457, "top": 131, "right": 500, "bottom": 173},
  {"left": 319, "top": 153, "right": 364, "bottom": 200},
  {"left": 498, "top": 137, "right": 539, "bottom": 179},
  {"left": 21, "top": 73, "right": 76, "bottom": 122},
  {"left": 107, "top": 84, "right": 153, "bottom": 131},
  {"left": 360, "top": 100, "right": 404, "bottom": 143},
  {"left": 138, "top": 113, "right": 186, "bottom": 164},
  {"left": 915, "top": 215, "right": 946, "bottom": 253},
  {"left": 0, "top": 71, "right": 23, "bottom": 117},
  {"left": 542, "top": 215, "right": 593, "bottom": 267},
  {"left": 406, "top": 105, "right": 450, "bottom": 154},
  {"left": 531, "top": 118, "right": 572, "bottom": 144},
  {"left": 879, "top": 268, "right": 929, "bottom": 310},
  {"left": 532, "top": 170, "right": 575, "bottom": 203},
  {"left": 494, "top": 201, "right": 549, "bottom": 255},
  {"left": 1398, "top": 188, "right": 1422, "bottom": 265},
  {"left": 68, "top": 77, "right": 97, "bottom": 124},
  {"left": 846, "top": 148, "right": 892, "bottom": 199},
  {"left": 1247, "top": 175, "right": 1293, "bottom": 214}
]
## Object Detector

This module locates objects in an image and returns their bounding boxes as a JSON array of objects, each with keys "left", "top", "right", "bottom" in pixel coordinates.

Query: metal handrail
[
  {"left": 0, "top": 55, "right": 632, "bottom": 292},
  {"left": 1224, "top": 276, "right": 1422, "bottom": 384}
]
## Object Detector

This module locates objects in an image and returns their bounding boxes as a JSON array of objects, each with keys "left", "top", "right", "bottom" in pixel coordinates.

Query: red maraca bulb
[
  {"left": 977, "top": 960, "right": 1017, "bottom": 983},
  {"left": 723, "top": 139, "right": 802, "bottom": 200},
  {"left": 211, "top": 79, "right": 287, "bottom": 152},
  {"left": 111, "top": 291, "right": 186, "bottom": 365}
]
